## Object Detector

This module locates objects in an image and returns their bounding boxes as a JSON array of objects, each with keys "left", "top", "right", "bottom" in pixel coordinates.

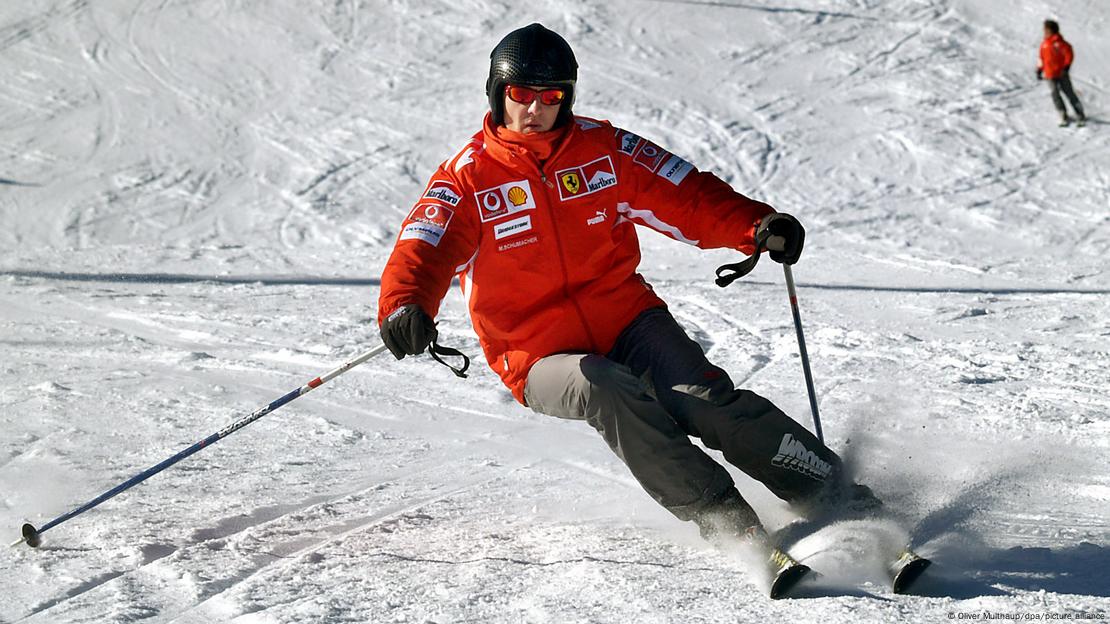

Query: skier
[
  {"left": 1037, "top": 20, "right": 1086, "bottom": 127},
  {"left": 378, "top": 23, "right": 877, "bottom": 552}
]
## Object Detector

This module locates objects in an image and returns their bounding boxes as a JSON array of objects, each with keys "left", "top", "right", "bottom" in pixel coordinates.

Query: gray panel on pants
[{"left": 524, "top": 308, "right": 842, "bottom": 520}]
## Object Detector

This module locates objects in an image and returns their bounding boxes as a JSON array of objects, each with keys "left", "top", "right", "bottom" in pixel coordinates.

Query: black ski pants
[
  {"left": 523, "top": 307, "right": 841, "bottom": 522},
  {"left": 1049, "top": 71, "right": 1085, "bottom": 119}
]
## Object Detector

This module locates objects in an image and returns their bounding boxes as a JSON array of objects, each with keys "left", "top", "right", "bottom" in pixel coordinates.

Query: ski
[
  {"left": 767, "top": 545, "right": 812, "bottom": 599},
  {"left": 889, "top": 547, "right": 931, "bottom": 594}
]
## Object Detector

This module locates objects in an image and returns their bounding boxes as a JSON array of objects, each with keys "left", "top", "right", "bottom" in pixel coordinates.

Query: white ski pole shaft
[{"left": 15, "top": 343, "right": 390, "bottom": 548}]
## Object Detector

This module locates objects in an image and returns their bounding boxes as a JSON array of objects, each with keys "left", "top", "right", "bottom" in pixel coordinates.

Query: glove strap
[
  {"left": 429, "top": 338, "right": 471, "bottom": 378},
  {"left": 715, "top": 229, "right": 770, "bottom": 288}
]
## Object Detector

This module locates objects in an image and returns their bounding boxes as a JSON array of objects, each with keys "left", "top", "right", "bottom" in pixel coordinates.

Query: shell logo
[{"left": 507, "top": 186, "right": 528, "bottom": 207}]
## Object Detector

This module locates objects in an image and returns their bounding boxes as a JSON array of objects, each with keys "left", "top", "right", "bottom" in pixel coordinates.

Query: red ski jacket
[
  {"left": 1040, "top": 33, "right": 1074, "bottom": 79},
  {"left": 378, "top": 114, "right": 774, "bottom": 403}
]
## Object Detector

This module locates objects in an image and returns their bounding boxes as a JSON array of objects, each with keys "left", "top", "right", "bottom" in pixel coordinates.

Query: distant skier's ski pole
[
  {"left": 780, "top": 263, "right": 823, "bottom": 443},
  {"left": 12, "top": 343, "right": 390, "bottom": 549}
]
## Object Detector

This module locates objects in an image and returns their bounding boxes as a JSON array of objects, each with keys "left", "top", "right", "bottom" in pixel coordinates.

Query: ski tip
[
  {"left": 892, "top": 557, "right": 931, "bottom": 594},
  {"left": 20, "top": 523, "right": 42, "bottom": 549},
  {"left": 770, "top": 563, "right": 812, "bottom": 599}
]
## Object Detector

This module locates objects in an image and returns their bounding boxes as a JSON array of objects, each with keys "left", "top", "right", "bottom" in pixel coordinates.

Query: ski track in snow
[{"left": 2, "top": 0, "right": 1109, "bottom": 622}]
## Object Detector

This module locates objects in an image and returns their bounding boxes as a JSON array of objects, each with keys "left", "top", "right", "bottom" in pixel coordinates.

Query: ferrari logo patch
[
  {"left": 555, "top": 156, "right": 617, "bottom": 201},
  {"left": 561, "top": 172, "right": 581, "bottom": 195}
]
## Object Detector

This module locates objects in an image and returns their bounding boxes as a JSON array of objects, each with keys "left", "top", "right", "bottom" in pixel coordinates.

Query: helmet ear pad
[{"left": 554, "top": 83, "right": 576, "bottom": 126}]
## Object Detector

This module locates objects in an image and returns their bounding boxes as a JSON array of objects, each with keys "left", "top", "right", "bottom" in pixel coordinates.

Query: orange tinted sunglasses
[{"left": 505, "top": 84, "right": 567, "bottom": 106}]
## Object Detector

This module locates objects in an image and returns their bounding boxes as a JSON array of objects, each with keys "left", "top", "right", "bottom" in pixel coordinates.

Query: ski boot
[
  {"left": 695, "top": 491, "right": 812, "bottom": 599},
  {"left": 793, "top": 480, "right": 884, "bottom": 521}
]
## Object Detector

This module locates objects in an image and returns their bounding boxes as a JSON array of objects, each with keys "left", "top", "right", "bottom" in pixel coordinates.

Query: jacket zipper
[
  {"left": 501, "top": 129, "right": 599, "bottom": 354},
  {"left": 537, "top": 136, "right": 600, "bottom": 353}
]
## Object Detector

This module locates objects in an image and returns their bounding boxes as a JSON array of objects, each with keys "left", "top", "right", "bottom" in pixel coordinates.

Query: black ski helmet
[{"left": 486, "top": 23, "right": 578, "bottom": 127}]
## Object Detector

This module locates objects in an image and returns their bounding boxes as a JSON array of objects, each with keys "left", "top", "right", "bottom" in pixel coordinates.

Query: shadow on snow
[{"left": 5, "top": 271, "right": 1110, "bottom": 295}]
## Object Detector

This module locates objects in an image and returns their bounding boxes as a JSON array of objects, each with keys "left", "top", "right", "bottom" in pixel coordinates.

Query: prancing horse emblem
[{"left": 560, "top": 172, "right": 581, "bottom": 195}]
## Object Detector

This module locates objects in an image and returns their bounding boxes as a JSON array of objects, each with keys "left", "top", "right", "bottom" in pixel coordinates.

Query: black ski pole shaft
[
  {"left": 781, "top": 264, "right": 824, "bottom": 442},
  {"left": 12, "top": 343, "right": 389, "bottom": 549}
]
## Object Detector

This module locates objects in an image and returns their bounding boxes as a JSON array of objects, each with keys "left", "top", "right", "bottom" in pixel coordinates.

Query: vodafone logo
[
  {"left": 401, "top": 203, "right": 454, "bottom": 247},
  {"left": 408, "top": 203, "right": 453, "bottom": 229},
  {"left": 633, "top": 141, "right": 669, "bottom": 173},
  {"left": 481, "top": 191, "right": 502, "bottom": 213}
]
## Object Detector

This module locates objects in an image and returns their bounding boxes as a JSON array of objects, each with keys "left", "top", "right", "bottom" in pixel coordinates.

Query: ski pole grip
[{"left": 766, "top": 235, "right": 786, "bottom": 253}]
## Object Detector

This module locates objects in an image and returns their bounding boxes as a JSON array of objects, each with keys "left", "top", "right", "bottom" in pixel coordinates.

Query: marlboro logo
[{"left": 424, "top": 185, "right": 461, "bottom": 206}]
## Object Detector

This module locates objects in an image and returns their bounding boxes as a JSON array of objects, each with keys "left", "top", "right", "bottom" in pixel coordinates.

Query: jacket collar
[{"left": 481, "top": 112, "right": 577, "bottom": 173}]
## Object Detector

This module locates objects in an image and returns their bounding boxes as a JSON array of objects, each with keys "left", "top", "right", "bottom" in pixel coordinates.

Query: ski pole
[
  {"left": 715, "top": 233, "right": 823, "bottom": 441},
  {"left": 780, "top": 263, "right": 824, "bottom": 443},
  {"left": 11, "top": 343, "right": 390, "bottom": 549}
]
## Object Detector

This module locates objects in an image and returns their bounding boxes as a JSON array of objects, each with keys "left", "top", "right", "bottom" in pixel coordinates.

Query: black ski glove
[
  {"left": 380, "top": 304, "right": 437, "bottom": 360},
  {"left": 756, "top": 213, "right": 805, "bottom": 265},
  {"left": 1036, "top": 68, "right": 1043, "bottom": 81}
]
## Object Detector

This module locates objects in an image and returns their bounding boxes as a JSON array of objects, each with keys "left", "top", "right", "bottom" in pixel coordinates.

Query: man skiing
[
  {"left": 378, "top": 23, "right": 876, "bottom": 561},
  {"left": 1037, "top": 20, "right": 1086, "bottom": 127}
]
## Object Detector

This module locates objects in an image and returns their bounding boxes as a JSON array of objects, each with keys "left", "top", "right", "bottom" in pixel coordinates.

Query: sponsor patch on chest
[
  {"left": 493, "top": 214, "right": 533, "bottom": 240},
  {"left": 399, "top": 203, "right": 455, "bottom": 247},
  {"left": 475, "top": 180, "right": 536, "bottom": 222},
  {"left": 556, "top": 156, "right": 618, "bottom": 201}
]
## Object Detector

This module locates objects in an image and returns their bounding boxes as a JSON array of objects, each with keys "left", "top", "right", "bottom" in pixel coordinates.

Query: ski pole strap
[
  {"left": 429, "top": 338, "right": 470, "bottom": 378},
  {"left": 715, "top": 230, "right": 770, "bottom": 288}
]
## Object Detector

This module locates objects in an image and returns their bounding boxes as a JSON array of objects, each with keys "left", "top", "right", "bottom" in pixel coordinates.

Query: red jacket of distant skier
[
  {"left": 378, "top": 114, "right": 774, "bottom": 404},
  {"left": 1039, "top": 33, "right": 1074, "bottom": 80}
]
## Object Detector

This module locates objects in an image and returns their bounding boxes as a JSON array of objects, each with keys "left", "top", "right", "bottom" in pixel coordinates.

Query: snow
[{"left": 1, "top": 0, "right": 1108, "bottom": 621}]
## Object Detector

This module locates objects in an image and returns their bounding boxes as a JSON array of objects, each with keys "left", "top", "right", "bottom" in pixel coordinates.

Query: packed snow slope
[{"left": 2, "top": 0, "right": 1108, "bottom": 622}]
